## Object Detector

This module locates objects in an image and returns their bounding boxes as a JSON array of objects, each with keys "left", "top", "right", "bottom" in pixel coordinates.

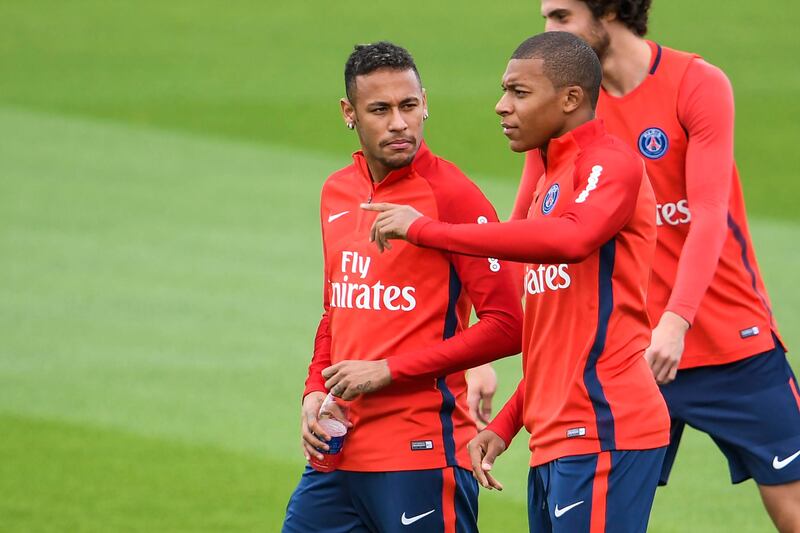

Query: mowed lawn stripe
[
  {"left": 0, "top": 413, "right": 299, "bottom": 532},
  {"left": 1, "top": 107, "right": 795, "bottom": 531},
  {"left": 0, "top": 106, "right": 334, "bottom": 458}
]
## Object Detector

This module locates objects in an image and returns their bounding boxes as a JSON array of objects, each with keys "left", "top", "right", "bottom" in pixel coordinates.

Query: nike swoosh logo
[
  {"left": 401, "top": 509, "right": 435, "bottom": 525},
  {"left": 554, "top": 500, "right": 584, "bottom": 518},
  {"left": 773, "top": 449, "right": 800, "bottom": 470},
  {"left": 327, "top": 211, "right": 349, "bottom": 223}
]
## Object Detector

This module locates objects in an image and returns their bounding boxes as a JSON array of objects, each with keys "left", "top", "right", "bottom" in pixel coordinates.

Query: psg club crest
[
  {"left": 638, "top": 127, "right": 669, "bottom": 159},
  {"left": 542, "top": 183, "right": 560, "bottom": 215}
]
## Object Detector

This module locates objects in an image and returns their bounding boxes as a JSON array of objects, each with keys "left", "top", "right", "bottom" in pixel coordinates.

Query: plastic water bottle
[{"left": 309, "top": 393, "right": 350, "bottom": 472}]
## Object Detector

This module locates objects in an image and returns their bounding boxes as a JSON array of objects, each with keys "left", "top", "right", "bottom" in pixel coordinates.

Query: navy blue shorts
[
  {"left": 659, "top": 338, "right": 800, "bottom": 485},
  {"left": 527, "top": 448, "right": 665, "bottom": 533},
  {"left": 282, "top": 466, "right": 478, "bottom": 533}
]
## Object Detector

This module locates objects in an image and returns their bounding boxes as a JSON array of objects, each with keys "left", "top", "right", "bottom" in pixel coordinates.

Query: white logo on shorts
[
  {"left": 401, "top": 509, "right": 436, "bottom": 525},
  {"left": 772, "top": 449, "right": 800, "bottom": 470},
  {"left": 554, "top": 500, "right": 584, "bottom": 518}
]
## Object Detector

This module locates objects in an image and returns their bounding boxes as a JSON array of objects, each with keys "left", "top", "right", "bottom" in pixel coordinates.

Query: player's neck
[
  {"left": 542, "top": 109, "right": 595, "bottom": 164},
  {"left": 365, "top": 158, "right": 390, "bottom": 184},
  {"left": 600, "top": 31, "right": 651, "bottom": 98}
]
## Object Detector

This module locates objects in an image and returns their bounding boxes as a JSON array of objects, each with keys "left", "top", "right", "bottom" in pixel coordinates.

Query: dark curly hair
[
  {"left": 344, "top": 41, "right": 422, "bottom": 102},
  {"left": 581, "top": 0, "right": 652, "bottom": 36}
]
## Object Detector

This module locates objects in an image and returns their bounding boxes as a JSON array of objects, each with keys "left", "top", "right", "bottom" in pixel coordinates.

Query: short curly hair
[
  {"left": 344, "top": 41, "right": 421, "bottom": 102},
  {"left": 581, "top": 0, "right": 652, "bottom": 36}
]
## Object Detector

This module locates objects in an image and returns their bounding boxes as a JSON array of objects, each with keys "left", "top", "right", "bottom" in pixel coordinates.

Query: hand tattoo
[{"left": 355, "top": 381, "right": 372, "bottom": 394}]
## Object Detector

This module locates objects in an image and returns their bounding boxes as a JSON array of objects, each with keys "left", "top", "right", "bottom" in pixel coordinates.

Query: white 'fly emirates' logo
[
  {"left": 329, "top": 251, "right": 416, "bottom": 311},
  {"left": 656, "top": 200, "right": 691, "bottom": 226},
  {"left": 525, "top": 264, "right": 571, "bottom": 295}
]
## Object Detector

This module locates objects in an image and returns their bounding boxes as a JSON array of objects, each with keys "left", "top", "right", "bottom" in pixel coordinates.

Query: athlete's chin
[
  {"left": 508, "top": 138, "right": 535, "bottom": 153},
  {"left": 383, "top": 150, "right": 417, "bottom": 169}
]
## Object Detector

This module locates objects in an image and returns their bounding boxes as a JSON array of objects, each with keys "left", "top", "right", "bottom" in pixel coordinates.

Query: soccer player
[
  {"left": 281, "top": 42, "right": 523, "bottom": 533},
  {"left": 517, "top": 1, "right": 800, "bottom": 529},
  {"left": 365, "top": 32, "right": 670, "bottom": 533}
]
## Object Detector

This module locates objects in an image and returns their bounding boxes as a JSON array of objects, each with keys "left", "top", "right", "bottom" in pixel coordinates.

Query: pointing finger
[{"left": 361, "top": 202, "right": 398, "bottom": 212}]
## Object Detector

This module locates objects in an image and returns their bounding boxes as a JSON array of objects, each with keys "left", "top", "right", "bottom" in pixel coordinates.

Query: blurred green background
[{"left": 1, "top": 0, "right": 798, "bottom": 531}]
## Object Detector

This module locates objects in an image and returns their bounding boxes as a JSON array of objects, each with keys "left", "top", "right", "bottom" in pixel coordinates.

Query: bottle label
[{"left": 317, "top": 418, "right": 347, "bottom": 455}]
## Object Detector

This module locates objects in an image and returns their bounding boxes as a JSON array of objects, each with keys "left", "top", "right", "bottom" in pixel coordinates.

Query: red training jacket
[
  {"left": 305, "top": 142, "right": 522, "bottom": 472},
  {"left": 514, "top": 42, "right": 784, "bottom": 368},
  {"left": 408, "top": 121, "right": 670, "bottom": 466}
]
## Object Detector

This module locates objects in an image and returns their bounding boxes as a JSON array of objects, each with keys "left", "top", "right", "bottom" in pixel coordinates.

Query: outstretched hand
[{"left": 361, "top": 203, "right": 423, "bottom": 253}]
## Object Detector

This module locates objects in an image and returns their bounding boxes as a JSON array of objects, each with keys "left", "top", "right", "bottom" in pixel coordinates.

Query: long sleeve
[
  {"left": 407, "top": 148, "right": 643, "bottom": 265},
  {"left": 485, "top": 379, "right": 525, "bottom": 447},
  {"left": 387, "top": 179, "right": 524, "bottom": 382},
  {"left": 664, "top": 59, "right": 734, "bottom": 325},
  {"left": 503, "top": 150, "right": 546, "bottom": 296},
  {"left": 303, "top": 214, "right": 333, "bottom": 398},
  {"left": 510, "top": 149, "right": 545, "bottom": 220},
  {"left": 303, "top": 312, "right": 331, "bottom": 397}
]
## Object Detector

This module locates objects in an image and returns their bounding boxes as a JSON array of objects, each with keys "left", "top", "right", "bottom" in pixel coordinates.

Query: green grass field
[{"left": 1, "top": 1, "right": 799, "bottom": 531}]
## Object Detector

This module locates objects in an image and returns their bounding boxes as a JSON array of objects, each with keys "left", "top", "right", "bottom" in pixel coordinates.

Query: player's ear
[
  {"left": 422, "top": 88, "right": 429, "bottom": 120},
  {"left": 562, "top": 86, "right": 584, "bottom": 114},
  {"left": 341, "top": 98, "right": 356, "bottom": 130},
  {"left": 599, "top": 8, "right": 617, "bottom": 24}
]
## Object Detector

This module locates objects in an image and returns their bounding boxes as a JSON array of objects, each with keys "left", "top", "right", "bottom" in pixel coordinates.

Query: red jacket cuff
[
  {"left": 386, "top": 356, "right": 401, "bottom": 381},
  {"left": 664, "top": 303, "right": 696, "bottom": 327},
  {"left": 485, "top": 419, "right": 517, "bottom": 448},
  {"left": 407, "top": 216, "right": 439, "bottom": 246},
  {"left": 303, "top": 378, "right": 327, "bottom": 400}
]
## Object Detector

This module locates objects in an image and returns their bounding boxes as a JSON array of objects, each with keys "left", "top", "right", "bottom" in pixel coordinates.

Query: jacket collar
[{"left": 545, "top": 118, "right": 606, "bottom": 171}]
